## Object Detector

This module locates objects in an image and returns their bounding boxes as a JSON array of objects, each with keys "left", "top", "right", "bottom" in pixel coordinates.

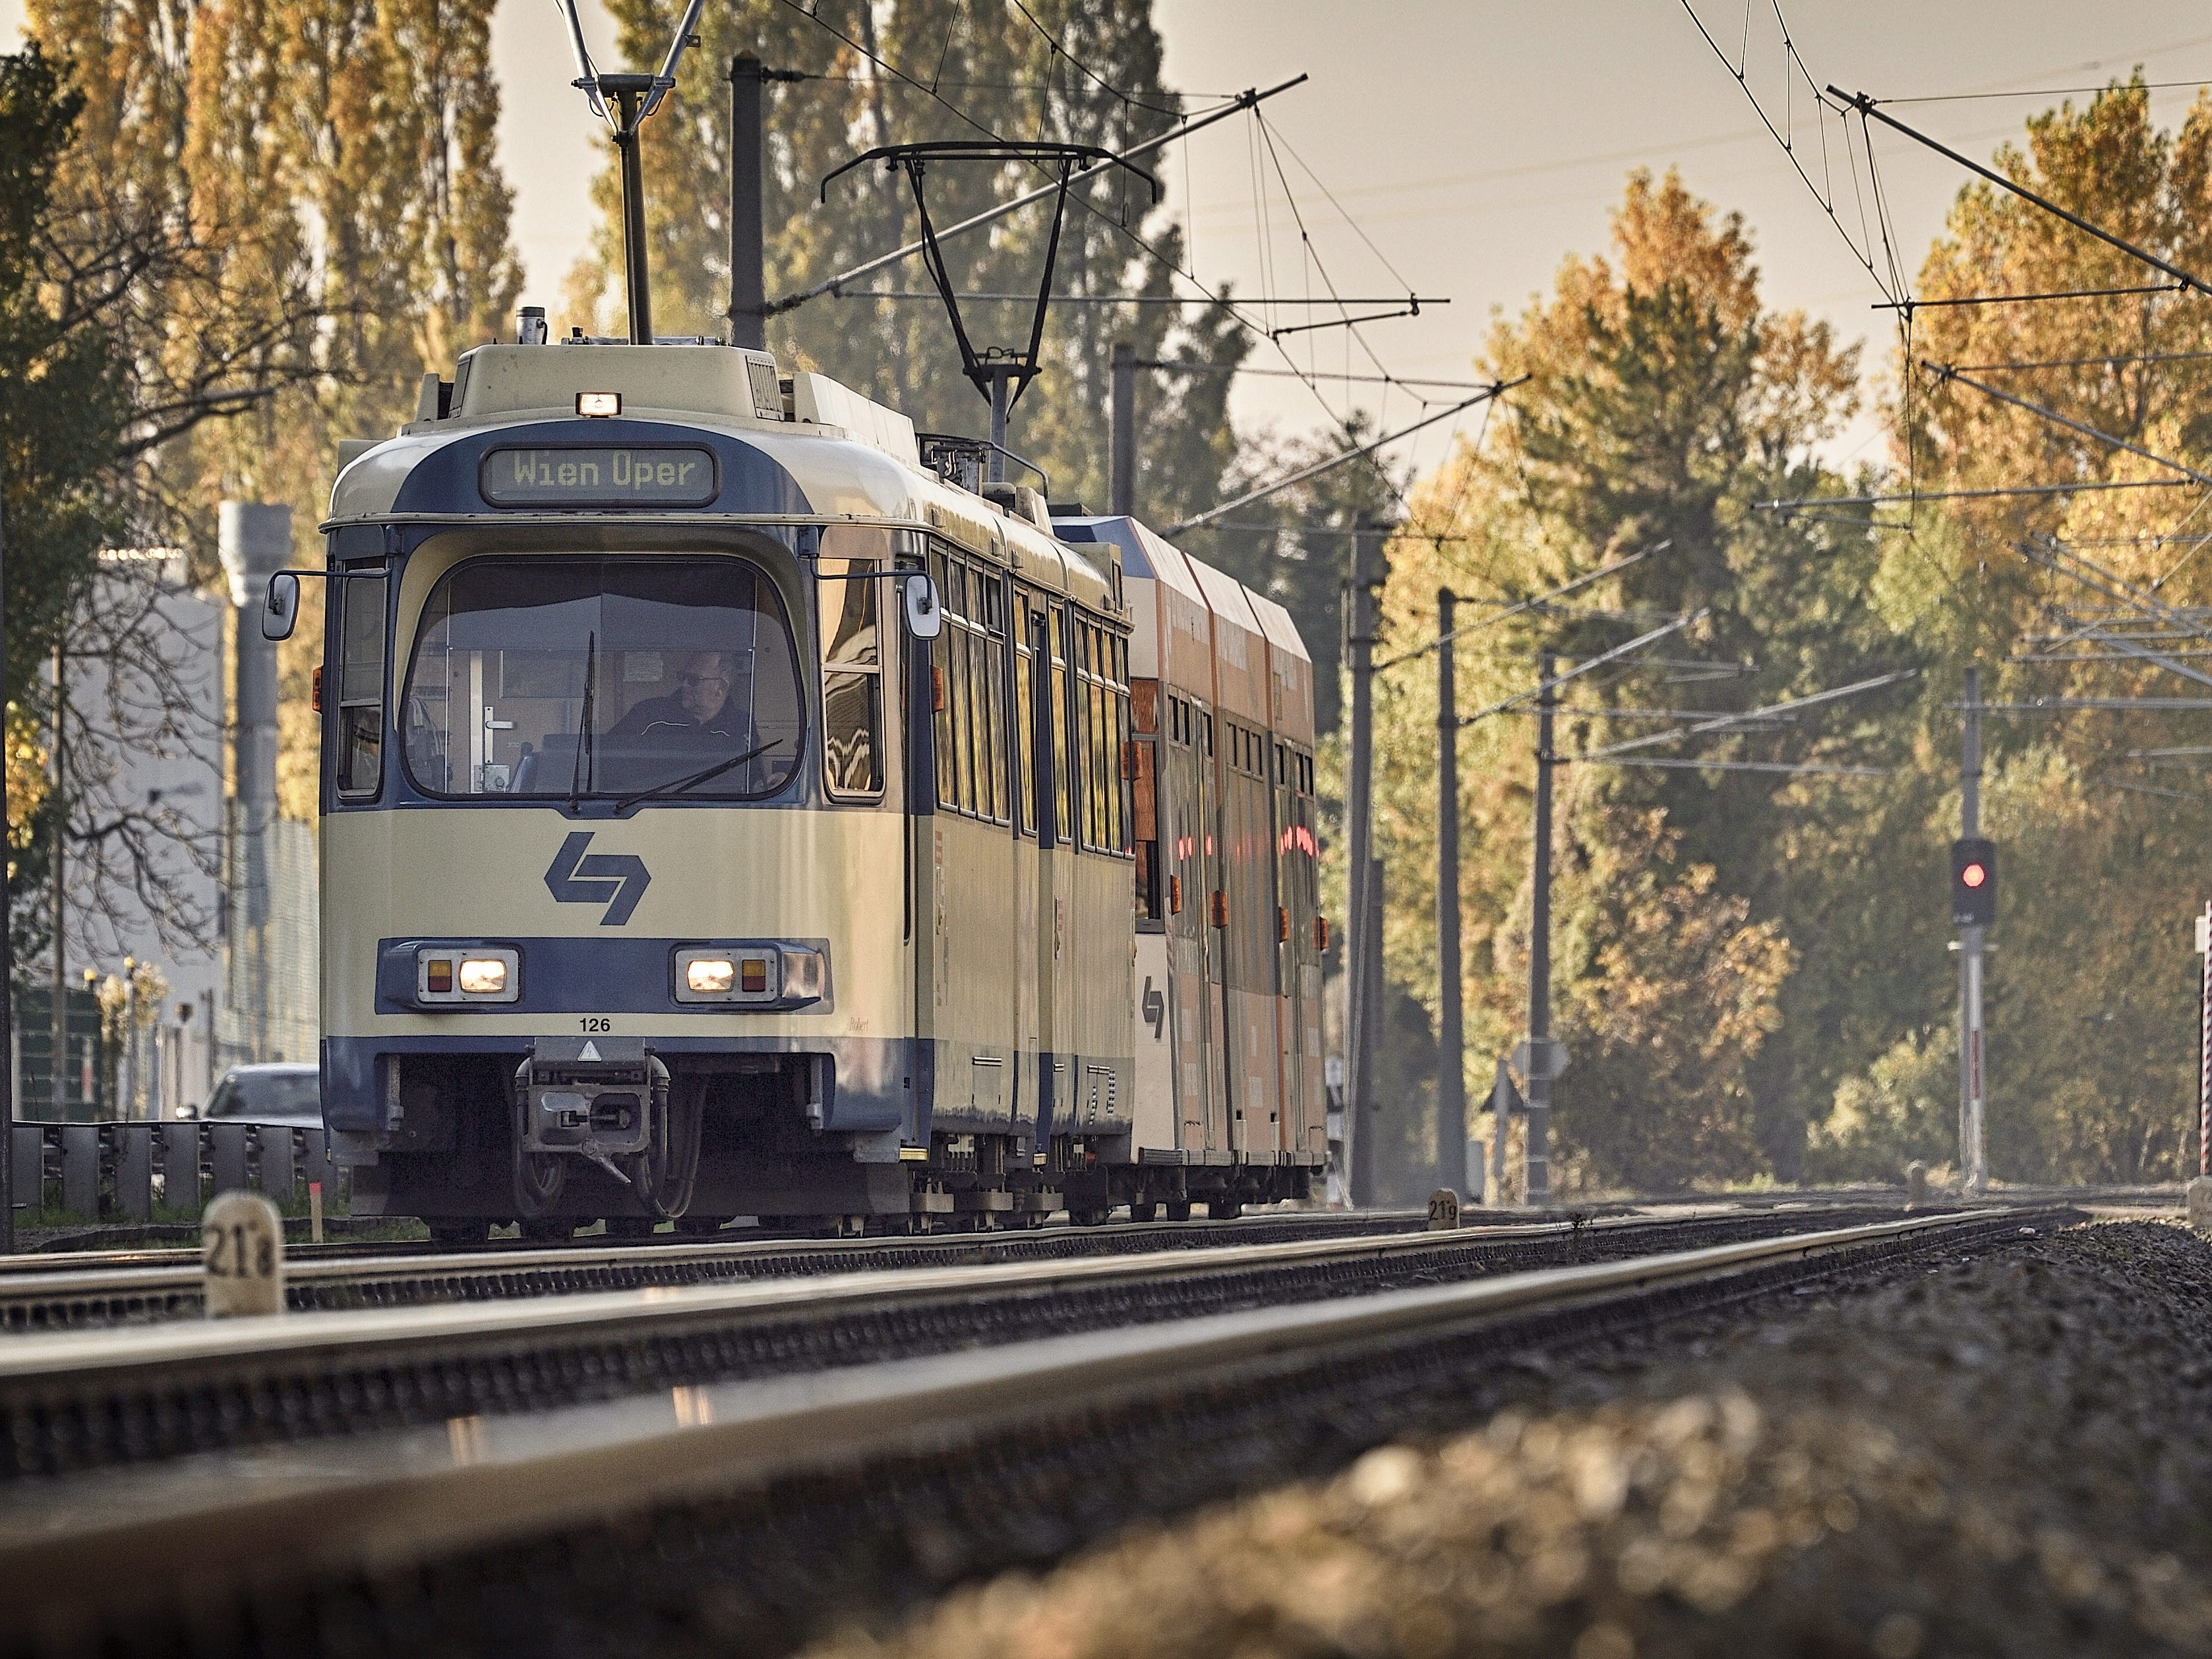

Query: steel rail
[
  {"left": 0, "top": 1209, "right": 1452, "bottom": 1331},
  {"left": 0, "top": 1205, "right": 2065, "bottom": 1652},
  {"left": 0, "top": 1206, "right": 1844, "bottom": 1359}
]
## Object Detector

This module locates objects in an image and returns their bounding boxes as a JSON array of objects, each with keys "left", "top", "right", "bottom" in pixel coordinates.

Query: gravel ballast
[{"left": 790, "top": 1221, "right": 2212, "bottom": 1659}]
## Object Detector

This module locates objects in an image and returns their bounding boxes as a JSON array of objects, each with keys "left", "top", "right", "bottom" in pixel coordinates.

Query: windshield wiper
[
  {"left": 569, "top": 630, "right": 597, "bottom": 813},
  {"left": 611, "top": 739, "right": 783, "bottom": 814}
]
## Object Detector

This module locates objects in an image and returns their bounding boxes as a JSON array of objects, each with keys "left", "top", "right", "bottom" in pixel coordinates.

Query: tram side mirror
[
  {"left": 902, "top": 573, "right": 943, "bottom": 641},
  {"left": 261, "top": 571, "right": 301, "bottom": 642}
]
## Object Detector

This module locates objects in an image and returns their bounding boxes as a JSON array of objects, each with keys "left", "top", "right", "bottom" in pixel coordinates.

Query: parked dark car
[{"left": 196, "top": 1063, "right": 322, "bottom": 1128}]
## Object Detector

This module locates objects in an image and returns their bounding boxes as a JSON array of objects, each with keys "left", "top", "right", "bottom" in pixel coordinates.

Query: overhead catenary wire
[
  {"left": 1833, "top": 87, "right": 2212, "bottom": 297},
  {"left": 1168, "top": 380, "right": 1525, "bottom": 536},
  {"left": 1874, "top": 281, "right": 2188, "bottom": 311},
  {"left": 1375, "top": 541, "right": 1667, "bottom": 672},
  {"left": 1458, "top": 610, "right": 1709, "bottom": 727},
  {"left": 1578, "top": 669, "right": 1919, "bottom": 762},
  {"left": 777, "top": 3, "right": 1442, "bottom": 522}
]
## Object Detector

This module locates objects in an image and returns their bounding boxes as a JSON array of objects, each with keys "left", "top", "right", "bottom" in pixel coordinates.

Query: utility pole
[
  {"left": 1110, "top": 342, "right": 1136, "bottom": 517},
  {"left": 1959, "top": 664, "right": 1987, "bottom": 1191},
  {"left": 0, "top": 472, "right": 13, "bottom": 1251},
  {"left": 1525, "top": 649, "right": 1557, "bottom": 1206},
  {"left": 48, "top": 636, "right": 63, "bottom": 1120},
  {"left": 1435, "top": 588, "right": 1464, "bottom": 1196},
  {"left": 1345, "top": 531, "right": 1382, "bottom": 1206},
  {"left": 727, "top": 53, "right": 769, "bottom": 351}
]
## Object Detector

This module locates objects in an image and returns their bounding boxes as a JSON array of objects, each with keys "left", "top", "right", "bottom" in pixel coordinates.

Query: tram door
[
  {"left": 1013, "top": 595, "right": 1048, "bottom": 1138},
  {"left": 1031, "top": 599, "right": 1066, "bottom": 1139},
  {"left": 1198, "top": 708, "right": 1234, "bottom": 1148}
]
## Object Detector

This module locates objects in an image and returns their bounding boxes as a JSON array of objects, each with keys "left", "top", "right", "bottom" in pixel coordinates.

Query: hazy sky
[{"left": 12, "top": 2, "right": 2212, "bottom": 475}]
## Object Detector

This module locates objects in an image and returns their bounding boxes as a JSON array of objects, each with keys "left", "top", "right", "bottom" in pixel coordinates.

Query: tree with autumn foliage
[
  {"left": 7, "top": 3, "right": 522, "bottom": 967},
  {"left": 1361, "top": 170, "right": 1921, "bottom": 1197}
]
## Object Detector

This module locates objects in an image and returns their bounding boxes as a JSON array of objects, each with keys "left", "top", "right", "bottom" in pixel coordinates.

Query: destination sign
[{"left": 481, "top": 446, "right": 719, "bottom": 508}]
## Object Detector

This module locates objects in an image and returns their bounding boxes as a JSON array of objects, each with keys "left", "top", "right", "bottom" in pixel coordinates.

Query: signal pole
[
  {"left": 1525, "top": 649, "right": 1557, "bottom": 1206},
  {"left": 1434, "top": 588, "right": 1465, "bottom": 1196},
  {"left": 1959, "top": 664, "right": 1987, "bottom": 1191}
]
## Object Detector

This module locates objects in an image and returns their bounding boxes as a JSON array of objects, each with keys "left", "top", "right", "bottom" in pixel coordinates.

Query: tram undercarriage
[{"left": 342, "top": 1048, "right": 1313, "bottom": 1242}]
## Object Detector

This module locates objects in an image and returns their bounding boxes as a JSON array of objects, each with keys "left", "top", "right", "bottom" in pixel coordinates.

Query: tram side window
[
  {"left": 1050, "top": 607, "right": 1075, "bottom": 843},
  {"left": 817, "top": 553, "right": 882, "bottom": 800},
  {"left": 928, "top": 553, "right": 1014, "bottom": 827},
  {"left": 931, "top": 553, "right": 957, "bottom": 812},
  {"left": 335, "top": 576, "right": 385, "bottom": 798},
  {"left": 973, "top": 574, "right": 1006, "bottom": 824},
  {"left": 1013, "top": 597, "right": 1037, "bottom": 836}
]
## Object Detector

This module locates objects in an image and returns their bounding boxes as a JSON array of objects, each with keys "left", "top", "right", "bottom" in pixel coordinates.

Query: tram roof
[{"left": 325, "top": 344, "right": 1122, "bottom": 618}]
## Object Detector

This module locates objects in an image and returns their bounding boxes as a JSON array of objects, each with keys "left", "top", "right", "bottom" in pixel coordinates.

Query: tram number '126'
[{"left": 580, "top": 1017, "right": 612, "bottom": 1033}]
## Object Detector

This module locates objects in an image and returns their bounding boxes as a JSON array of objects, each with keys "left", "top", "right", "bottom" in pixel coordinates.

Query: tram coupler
[{"left": 516, "top": 1037, "right": 669, "bottom": 1172}]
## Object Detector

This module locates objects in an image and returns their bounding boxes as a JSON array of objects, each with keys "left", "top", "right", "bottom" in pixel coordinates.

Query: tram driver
[{"left": 610, "top": 649, "right": 743, "bottom": 743}]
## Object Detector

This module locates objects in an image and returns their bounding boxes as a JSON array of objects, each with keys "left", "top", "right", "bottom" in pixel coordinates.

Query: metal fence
[{"left": 9, "top": 1119, "right": 346, "bottom": 1226}]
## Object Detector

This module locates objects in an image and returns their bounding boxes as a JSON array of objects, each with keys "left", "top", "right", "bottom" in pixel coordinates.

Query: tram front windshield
[{"left": 402, "top": 556, "right": 804, "bottom": 801}]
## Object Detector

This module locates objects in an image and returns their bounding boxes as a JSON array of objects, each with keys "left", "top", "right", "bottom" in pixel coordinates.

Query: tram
[{"left": 274, "top": 336, "right": 1325, "bottom": 1238}]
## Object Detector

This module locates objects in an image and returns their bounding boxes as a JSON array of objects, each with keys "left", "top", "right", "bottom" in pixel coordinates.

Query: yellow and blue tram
[{"left": 293, "top": 336, "right": 1323, "bottom": 1239}]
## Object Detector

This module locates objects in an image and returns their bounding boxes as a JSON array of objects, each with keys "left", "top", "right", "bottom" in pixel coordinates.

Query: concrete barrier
[
  {"left": 115, "top": 1125, "right": 154, "bottom": 1221},
  {"left": 10, "top": 1125, "right": 40, "bottom": 1211},
  {"left": 255, "top": 1127, "right": 295, "bottom": 1206},
  {"left": 161, "top": 1122, "right": 201, "bottom": 1211},
  {"left": 60, "top": 1124, "right": 100, "bottom": 1219},
  {"left": 208, "top": 1122, "right": 251, "bottom": 1199}
]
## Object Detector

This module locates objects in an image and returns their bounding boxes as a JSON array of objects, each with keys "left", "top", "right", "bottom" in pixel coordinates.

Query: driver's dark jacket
[{"left": 607, "top": 696, "right": 739, "bottom": 740}]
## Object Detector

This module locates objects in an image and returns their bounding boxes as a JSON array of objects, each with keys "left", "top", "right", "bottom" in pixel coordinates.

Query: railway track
[
  {"left": 0, "top": 1205, "right": 1456, "bottom": 1331},
  {"left": 0, "top": 1199, "right": 1830, "bottom": 1333},
  {"left": 0, "top": 1205, "right": 1917, "bottom": 1480},
  {"left": 0, "top": 1203, "right": 2072, "bottom": 1658}
]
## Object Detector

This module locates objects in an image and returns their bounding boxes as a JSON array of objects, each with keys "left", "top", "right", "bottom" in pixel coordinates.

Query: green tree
[{"left": 1368, "top": 171, "right": 1902, "bottom": 1193}]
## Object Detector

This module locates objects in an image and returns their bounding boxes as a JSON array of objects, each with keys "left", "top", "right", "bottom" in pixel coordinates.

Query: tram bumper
[{"left": 516, "top": 1035, "right": 667, "bottom": 1172}]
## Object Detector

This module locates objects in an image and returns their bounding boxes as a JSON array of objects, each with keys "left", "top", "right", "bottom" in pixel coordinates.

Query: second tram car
[{"left": 298, "top": 335, "right": 1323, "bottom": 1238}]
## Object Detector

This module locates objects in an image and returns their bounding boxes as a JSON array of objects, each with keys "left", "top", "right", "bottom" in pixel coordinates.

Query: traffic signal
[{"left": 1951, "top": 837, "right": 1996, "bottom": 928}]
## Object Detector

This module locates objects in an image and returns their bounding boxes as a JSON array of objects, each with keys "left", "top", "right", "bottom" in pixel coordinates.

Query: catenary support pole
[
  {"left": 2199, "top": 899, "right": 2210, "bottom": 1178},
  {"left": 988, "top": 369, "right": 1012, "bottom": 485},
  {"left": 1344, "top": 533, "right": 1380, "bottom": 1206},
  {"left": 0, "top": 469, "right": 12, "bottom": 1252},
  {"left": 1526, "top": 649, "right": 1556, "bottom": 1206},
  {"left": 727, "top": 54, "right": 769, "bottom": 351},
  {"left": 1959, "top": 665, "right": 1987, "bottom": 1191},
  {"left": 614, "top": 86, "right": 653, "bottom": 346},
  {"left": 1110, "top": 342, "right": 1136, "bottom": 517},
  {"left": 48, "top": 636, "right": 63, "bottom": 1120},
  {"left": 1435, "top": 588, "right": 1464, "bottom": 1196}
]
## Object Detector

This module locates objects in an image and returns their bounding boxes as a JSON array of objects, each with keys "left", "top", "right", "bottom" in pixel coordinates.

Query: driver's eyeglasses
[{"left": 680, "top": 673, "right": 731, "bottom": 690}]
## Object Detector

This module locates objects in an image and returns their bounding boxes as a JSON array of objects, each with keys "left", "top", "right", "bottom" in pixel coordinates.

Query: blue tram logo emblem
[{"left": 544, "top": 831, "right": 652, "bottom": 926}]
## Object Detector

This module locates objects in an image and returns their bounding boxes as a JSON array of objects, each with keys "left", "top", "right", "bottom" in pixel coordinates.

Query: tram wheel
[
  {"left": 676, "top": 1214, "right": 731, "bottom": 1238},
  {"left": 1162, "top": 1199, "right": 1192, "bottom": 1222},
  {"left": 428, "top": 1219, "right": 487, "bottom": 1248},
  {"left": 519, "top": 1217, "right": 574, "bottom": 1243},
  {"left": 1129, "top": 1201, "right": 1160, "bottom": 1222},
  {"left": 607, "top": 1216, "right": 659, "bottom": 1240},
  {"left": 1209, "top": 1199, "right": 1243, "bottom": 1221}
]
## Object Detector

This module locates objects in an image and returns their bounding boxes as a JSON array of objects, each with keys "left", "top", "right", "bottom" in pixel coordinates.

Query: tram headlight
[
  {"left": 414, "top": 946, "right": 520, "bottom": 1004},
  {"left": 673, "top": 944, "right": 827, "bottom": 1008},
  {"left": 458, "top": 957, "right": 509, "bottom": 996},
  {"left": 685, "top": 957, "right": 736, "bottom": 995}
]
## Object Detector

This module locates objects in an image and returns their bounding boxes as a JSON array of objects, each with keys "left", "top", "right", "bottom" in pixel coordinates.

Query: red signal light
[{"left": 1961, "top": 863, "right": 1987, "bottom": 888}]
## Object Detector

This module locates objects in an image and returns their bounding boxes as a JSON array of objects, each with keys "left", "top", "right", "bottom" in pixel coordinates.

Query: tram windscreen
[{"left": 402, "top": 557, "right": 804, "bottom": 801}]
